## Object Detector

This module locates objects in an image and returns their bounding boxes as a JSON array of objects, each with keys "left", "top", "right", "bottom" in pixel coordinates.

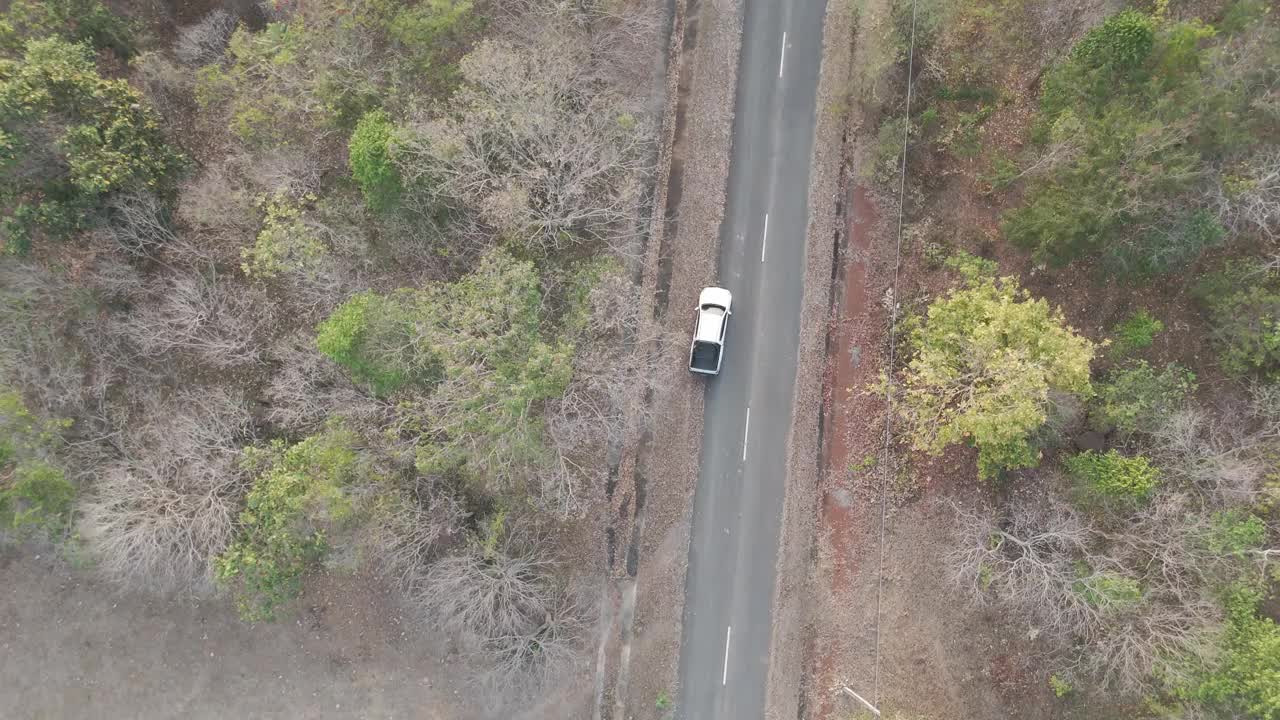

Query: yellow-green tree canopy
[{"left": 899, "top": 269, "right": 1095, "bottom": 478}]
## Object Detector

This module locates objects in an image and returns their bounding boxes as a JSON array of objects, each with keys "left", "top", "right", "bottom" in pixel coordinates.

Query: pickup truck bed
[{"left": 689, "top": 341, "right": 721, "bottom": 373}]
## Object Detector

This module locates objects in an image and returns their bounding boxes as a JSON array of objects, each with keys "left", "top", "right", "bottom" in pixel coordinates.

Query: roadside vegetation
[
  {"left": 0, "top": 0, "right": 659, "bottom": 706},
  {"left": 872, "top": 0, "right": 1280, "bottom": 716}
]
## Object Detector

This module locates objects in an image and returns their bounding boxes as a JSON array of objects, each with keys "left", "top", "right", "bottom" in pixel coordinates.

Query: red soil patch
[
  {"left": 810, "top": 184, "right": 885, "bottom": 719},
  {"left": 821, "top": 186, "right": 880, "bottom": 589}
]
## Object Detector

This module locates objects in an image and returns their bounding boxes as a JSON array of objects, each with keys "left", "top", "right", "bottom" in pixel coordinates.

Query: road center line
[
  {"left": 761, "top": 213, "right": 769, "bottom": 263},
  {"left": 722, "top": 626, "right": 732, "bottom": 685},
  {"left": 778, "top": 32, "right": 787, "bottom": 78},
  {"left": 742, "top": 407, "right": 750, "bottom": 461}
]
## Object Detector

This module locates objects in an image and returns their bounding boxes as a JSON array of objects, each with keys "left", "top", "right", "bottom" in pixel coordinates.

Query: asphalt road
[{"left": 676, "top": 0, "right": 827, "bottom": 718}]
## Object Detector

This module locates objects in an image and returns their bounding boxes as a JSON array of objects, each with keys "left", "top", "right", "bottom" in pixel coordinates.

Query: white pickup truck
[{"left": 689, "top": 287, "right": 732, "bottom": 376}]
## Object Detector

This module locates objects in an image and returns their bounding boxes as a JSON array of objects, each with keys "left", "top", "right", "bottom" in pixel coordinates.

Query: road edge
[
  {"left": 608, "top": 0, "right": 746, "bottom": 717},
  {"left": 762, "top": 0, "right": 855, "bottom": 718}
]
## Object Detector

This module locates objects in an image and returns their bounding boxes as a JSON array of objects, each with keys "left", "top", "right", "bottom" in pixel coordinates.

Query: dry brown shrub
[
  {"left": 418, "top": 522, "right": 588, "bottom": 694},
  {"left": 78, "top": 387, "right": 254, "bottom": 594},
  {"left": 110, "top": 271, "right": 272, "bottom": 370}
]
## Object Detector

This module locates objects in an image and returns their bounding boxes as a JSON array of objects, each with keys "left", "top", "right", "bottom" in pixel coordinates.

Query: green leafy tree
[
  {"left": 215, "top": 428, "right": 362, "bottom": 621},
  {"left": 898, "top": 272, "right": 1095, "bottom": 479},
  {"left": 1064, "top": 449, "right": 1160, "bottom": 502},
  {"left": 195, "top": 0, "right": 480, "bottom": 145},
  {"left": 0, "top": 0, "right": 134, "bottom": 58},
  {"left": 348, "top": 109, "right": 403, "bottom": 212},
  {"left": 1092, "top": 361, "right": 1195, "bottom": 434},
  {"left": 1004, "top": 10, "right": 1278, "bottom": 276},
  {"left": 0, "top": 38, "right": 180, "bottom": 254},
  {"left": 402, "top": 251, "right": 572, "bottom": 481},
  {"left": 318, "top": 250, "right": 575, "bottom": 489}
]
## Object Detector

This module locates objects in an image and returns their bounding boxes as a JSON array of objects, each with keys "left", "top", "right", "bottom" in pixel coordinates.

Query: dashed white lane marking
[
  {"left": 742, "top": 407, "right": 751, "bottom": 461},
  {"left": 779, "top": 32, "right": 787, "bottom": 78},
  {"left": 761, "top": 213, "right": 769, "bottom": 263},
  {"left": 722, "top": 626, "right": 732, "bottom": 685}
]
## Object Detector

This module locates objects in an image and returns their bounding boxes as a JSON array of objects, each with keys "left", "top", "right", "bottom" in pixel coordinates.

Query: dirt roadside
[
  {"left": 799, "top": 2, "right": 1103, "bottom": 719},
  {"left": 598, "top": 0, "right": 744, "bottom": 717},
  {"left": 762, "top": 0, "right": 853, "bottom": 717},
  {"left": 0, "top": 550, "right": 471, "bottom": 720}
]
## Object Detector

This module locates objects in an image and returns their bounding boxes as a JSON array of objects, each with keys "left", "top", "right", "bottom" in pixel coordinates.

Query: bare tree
[
  {"left": 103, "top": 191, "right": 178, "bottom": 259},
  {"left": 363, "top": 480, "right": 468, "bottom": 593},
  {"left": 241, "top": 149, "right": 325, "bottom": 199},
  {"left": 1209, "top": 149, "right": 1280, "bottom": 241},
  {"left": 396, "top": 29, "right": 654, "bottom": 256},
  {"left": 948, "top": 497, "right": 1111, "bottom": 640},
  {"left": 521, "top": 265, "right": 671, "bottom": 518},
  {"left": 1150, "top": 407, "right": 1268, "bottom": 507},
  {"left": 175, "top": 10, "right": 238, "bottom": 66},
  {"left": 177, "top": 158, "right": 257, "bottom": 239},
  {"left": 0, "top": 263, "right": 90, "bottom": 416},
  {"left": 111, "top": 271, "right": 272, "bottom": 369},
  {"left": 948, "top": 482, "right": 1272, "bottom": 696},
  {"left": 419, "top": 524, "right": 587, "bottom": 692},
  {"left": 78, "top": 387, "right": 254, "bottom": 594},
  {"left": 263, "top": 330, "right": 388, "bottom": 433},
  {"left": 130, "top": 52, "right": 193, "bottom": 116}
]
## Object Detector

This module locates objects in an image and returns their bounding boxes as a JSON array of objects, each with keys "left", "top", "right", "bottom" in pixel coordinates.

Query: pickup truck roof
[{"left": 695, "top": 306, "right": 727, "bottom": 343}]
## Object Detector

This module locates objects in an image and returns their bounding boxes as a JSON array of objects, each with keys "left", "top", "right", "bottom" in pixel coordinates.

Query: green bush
[
  {"left": 316, "top": 290, "right": 439, "bottom": 396},
  {"left": 241, "top": 193, "right": 327, "bottom": 279},
  {"left": 1196, "top": 264, "right": 1280, "bottom": 377},
  {"left": 0, "top": 388, "right": 73, "bottom": 538},
  {"left": 1203, "top": 510, "right": 1266, "bottom": 557},
  {"left": 1069, "top": 10, "right": 1155, "bottom": 71},
  {"left": 1092, "top": 361, "right": 1195, "bottom": 435},
  {"left": 348, "top": 110, "right": 403, "bottom": 212},
  {"left": 1064, "top": 449, "right": 1160, "bottom": 501},
  {"left": 1077, "top": 571, "right": 1144, "bottom": 610},
  {"left": 0, "top": 38, "right": 181, "bottom": 253},
  {"left": 1049, "top": 674, "right": 1073, "bottom": 698},
  {"left": 0, "top": 461, "right": 74, "bottom": 536},
  {"left": 1101, "top": 210, "right": 1226, "bottom": 278},
  {"left": 872, "top": 115, "right": 911, "bottom": 181},
  {"left": 215, "top": 428, "right": 362, "bottom": 621},
  {"left": 898, "top": 273, "right": 1095, "bottom": 479},
  {"left": 1110, "top": 309, "right": 1164, "bottom": 357},
  {"left": 1185, "top": 587, "right": 1280, "bottom": 719}
]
